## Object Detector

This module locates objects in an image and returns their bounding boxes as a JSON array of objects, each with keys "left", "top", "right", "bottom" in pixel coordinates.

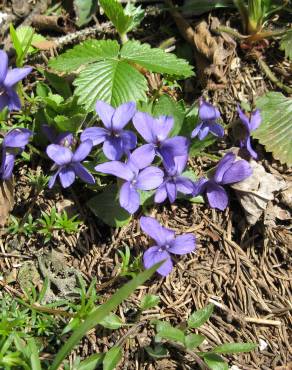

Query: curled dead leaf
[
  {"left": 0, "top": 179, "right": 14, "bottom": 227},
  {"left": 230, "top": 160, "right": 286, "bottom": 225}
]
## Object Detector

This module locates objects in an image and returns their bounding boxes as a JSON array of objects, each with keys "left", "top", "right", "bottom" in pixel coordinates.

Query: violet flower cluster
[{"left": 0, "top": 50, "right": 32, "bottom": 111}]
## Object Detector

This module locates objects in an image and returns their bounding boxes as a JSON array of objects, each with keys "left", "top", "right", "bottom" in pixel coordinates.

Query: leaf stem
[{"left": 120, "top": 33, "right": 129, "bottom": 44}]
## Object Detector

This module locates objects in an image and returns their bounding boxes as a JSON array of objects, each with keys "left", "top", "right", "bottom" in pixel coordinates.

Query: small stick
[{"left": 245, "top": 317, "right": 282, "bottom": 326}]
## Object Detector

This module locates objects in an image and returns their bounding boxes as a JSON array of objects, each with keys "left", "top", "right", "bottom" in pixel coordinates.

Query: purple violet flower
[
  {"left": 140, "top": 216, "right": 196, "bottom": 276},
  {"left": 0, "top": 50, "right": 32, "bottom": 111},
  {"left": 0, "top": 128, "right": 32, "bottom": 180},
  {"left": 132, "top": 112, "right": 189, "bottom": 167},
  {"left": 95, "top": 146, "right": 164, "bottom": 214},
  {"left": 191, "top": 100, "right": 224, "bottom": 140},
  {"left": 41, "top": 124, "right": 73, "bottom": 146},
  {"left": 47, "top": 140, "right": 95, "bottom": 188},
  {"left": 193, "top": 152, "right": 252, "bottom": 211},
  {"left": 81, "top": 101, "right": 137, "bottom": 160},
  {"left": 155, "top": 155, "right": 194, "bottom": 203},
  {"left": 237, "top": 106, "right": 262, "bottom": 159}
]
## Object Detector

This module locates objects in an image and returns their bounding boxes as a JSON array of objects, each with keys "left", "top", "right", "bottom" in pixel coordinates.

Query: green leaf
[
  {"left": 99, "top": 0, "right": 132, "bottom": 35},
  {"left": 103, "top": 347, "right": 122, "bottom": 370},
  {"left": 74, "top": 59, "right": 148, "bottom": 110},
  {"left": 54, "top": 114, "right": 84, "bottom": 133},
  {"left": 203, "top": 353, "right": 228, "bottom": 370},
  {"left": 254, "top": 92, "right": 292, "bottom": 166},
  {"left": 189, "top": 135, "right": 216, "bottom": 156},
  {"left": 156, "top": 322, "right": 185, "bottom": 344},
  {"left": 183, "top": 0, "right": 233, "bottom": 15},
  {"left": 9, "top": 24, "right": 23, "bottom": 61},
  {"left": 99, "top": 313, "right": 123, "bottom": 330},
  {"left": 44, "top": 71, "right": 71, "bottom": 99},
  {"left": 16, "top": 26, "right": 46, "bottom": 54},
  {"left": 213, "top": 342, "right": 257, "bottom": 354},
  {"left": 184, "top": 334, "right": 205, "bottom": 349},
  {"left": 140, "top": 294, "right": 160, "bottom": 311},
  {"left": 153, "top": 95, "right": 186, "bottom": 136},
  {"left": 87, "top": 184, "right": 131, "bottom": 227},
  {"left": 77, "top": 353, "right": 103, "bottom": 370},
  {"left": 124, "top": 3, "right": 145, "bottom": 30},
  {"left": 145, "top": 344, "right": 168, "bottom": 359},
  {"left": 48, "top": 40, "right": 120, "bottom": 72},
  {"left": 121, "top": 40, "right": 194, "bottom": 78},
  {"left": 74, "top": 0, "right": 98, "bottom": 27},
  {"left": 187, "top": 304, "right": 214, "bottom": 329},
  {"left": 49, "top": 262, "right": 162, "bottom": 370}
]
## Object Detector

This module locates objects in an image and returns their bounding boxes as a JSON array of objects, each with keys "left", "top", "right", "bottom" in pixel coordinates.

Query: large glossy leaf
[
  {"left": 121, "top": 40, "right": 194, "bottom": 78},
  {"left": 254, "top": 92, "right": 292, "bottom": 166},
  {"left": 74, "top": 59, "right": 148, "bottom": 110},
  {"left": 48, "top": 40, "right": 120, "bottom": 72}
]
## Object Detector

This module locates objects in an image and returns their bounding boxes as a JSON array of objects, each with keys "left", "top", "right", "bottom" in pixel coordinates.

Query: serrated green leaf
[
  {"left": 100, "top": 0, "right": 132, "bottom": 35},
  {"left": 187, "top": 304, "right": 214, "bottom": 329},
  {"left": 280, "top": 30, "right": 292, "bottom": 60},
  {"left": 121, "top": 40, "right": 194, "bottom": 78},
  {"left": 103, "top": 346, "right": 122, "bottom": 370},
  {"left": 87, "top": 184, "right": 131, "bottom": 227},
  {"left": 153, "top": 95, "right": 186, "bottom": 136},
  {"left": 99, "top": 313, "right": 123, "bottom": 330},
  {"left": 203, "top": 353, "right": 228, "bottom": 370},
  {"left": 254, "top": 92, "right": 292, "bottom": 166},
  {"left": 184, "top": 334, "right": 205, "bottom": 349},
  {"left": 74, "top": 59, "right": 148, "bottom": 110},
  {"left": 74, "top": 0, "right": 98, "bottom": 27},
  {"left": 213, "top": 342, "right": 257, "bottom": 354},
  {"left": 140, "top": 294, "right": 160, "bottom": 311},
  {"left": 124, "top": 3, "right": 145, "bottom": 29},
  {"left": 156, "top": 322, "right": 185, "bottom": 344},
  {"left": 48, "top": 40, "right": 120, "bottom": 72}
]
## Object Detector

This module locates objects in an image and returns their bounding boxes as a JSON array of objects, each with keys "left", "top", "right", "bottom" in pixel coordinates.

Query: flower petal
[
  {"left": 132, "top": 112, "right": 155, "bottom": 143},
  {"left": 95, "top": 161, "right": 133, "bottom": 181},
  {"left": 161, "top": 136, "right": 189, "bottom": 158},
  {"left": 176, "top": 177, "right": 194, "bottom": 194},
  {"left": 250, "top": 109, "right": 261, "bottom": 131},
  {"left": 59, "top": 166, "right": 75, "bottom": 188},
  {"left": 199, "top": 101, "right": 220, "bottom": 121},
  {"left": 136, "top": 166, "right": 164, "bottom": 190},
  {"left": 166, "top": 181, "right": 177, "bottom": 203},
  {"left": 72, "top": 163, "right": 95, "bottom": 184},
  {"left": 3, "top": 128, "right": 32, "bottom": 148},
  {"left": 6, "top": 88, "right": 21, "bottom": 111},
  {"left": 209, "top": 123, "right": 224, "bottom": 137},
  {"left": 48, "top": 169, "right": 60, "bottom": 189},
  {"left": 206, "top": 182, "right": 228, "bottom": 211},
  {"left": 120, "top": 130, "right": 137, "bottom": 151},
  {"left": 41, "top": 124, "right": 57, "bottom": 143},
  {"left": 191, "top": 122, "right": 203, "bottom": 139},
  {"left": 103, "top": 136, "right": 123, "bottom": 160},
  {"left": 95, "top": 100, "right": 115, "bottom": 129},
  {"left": 128, "top": 144, "right": 155, "bottom": 170},
  {"left": 154, "top": 116, "right": 174, "bottom": 141},
  {"left": 173, "top": 155, "right": 188, "bottom": 175},
  {"left": 81, "top": 127, "right": 108, "bottom": 146},
  {"left": 245, "top": 136, "right": 258, "bottom": 159},
  {"left": 0, "top": 152, "right": 15, "bottom": 180},
  {"left": 0, "top": 94, "right": 9, "bottom": 111},
  {"left": 112, "top": 102, "right": 136, "bottom": 130},
  {"left": 72, "top": 140, "right": 93, "bottom": 162},
  {"left": 119, "top": 181, "right": 140, "bottom": 214},
  {"left": 237, "top": 106, "right": 251, "bottom": 133},
  {"left": 0, "top": 50, "right": 8, "bottom": 83},
  {"left": 143, "top": 247, "right": 173, "bottom": 276},
  {"left": 168, "top": 234, "right": 196, "bottom": 255},
  {"left": 192, "top": 178, "right": 208, "bottom": 196},
  {"left": 46, "top": 144, "right": 73, "bottom": 165},
  {"left": 4, "top": 67, "right": 32, "bottom": 87},
  {"left": 221, "top": 159, "right": 252, "bottom": 184},
  {"left": 154, "top": 183, "right": 167, "bottom": 203},
  {"left": 213, "top": 152, "right": 236, "bottom": 184},
  {"left": 140, "top": 216, "right": 175, "bottom": 246},
  {"left": 197, "top": 125, "right": 209, "bottom": 140}
]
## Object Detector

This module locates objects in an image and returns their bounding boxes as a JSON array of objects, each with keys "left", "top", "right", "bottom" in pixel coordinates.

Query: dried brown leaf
[{"left": 0, "top": 180, "right": 14, "bottom": 227}]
